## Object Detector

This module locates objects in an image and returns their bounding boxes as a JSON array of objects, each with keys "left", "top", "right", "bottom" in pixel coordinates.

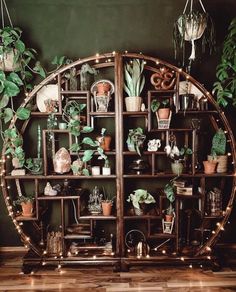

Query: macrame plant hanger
[{"left": 0, "top": 0, "right": 13, "bottom": 28}]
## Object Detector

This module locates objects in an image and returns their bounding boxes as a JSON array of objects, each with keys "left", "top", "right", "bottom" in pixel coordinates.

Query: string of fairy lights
[{"left": 0, "top": 51, "right": 235, "bottom": 272}]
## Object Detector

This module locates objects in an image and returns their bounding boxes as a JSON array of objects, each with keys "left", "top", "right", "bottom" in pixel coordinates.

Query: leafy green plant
[
  {"left": 151, "top": 99, "right": 169, "bottom": 112},
  {"left": 127, "top": 189, "right": 155, "bottom": 210},
  {"left": 102, "top": 187, "right": 115, "bottom": 203},
  {"left": 126, "top": 127, "right": 146, "bottom": 156},
  {"left": 124, "top": 59, "right": 145, "bottom": 97},
  {"left": 212, "top": 17, "right": 236, "bottom": 107},
  {"left": 13, "top": 194, "right": 34, "bottom": 206},
  {"left": 164, "top": 178, "right": 176, "bottom": 215},
  {"left": 167, "top": 144, "right": 192, "bottom": 162},
  {"left": 25, "top": 158, "right": 42, "bottom": 174},
  {"left": 4, "top": 127, "right": 25, "bottom": 167},
  {"left": 211, "top": 129, "right": 226, "bottom": 156}
]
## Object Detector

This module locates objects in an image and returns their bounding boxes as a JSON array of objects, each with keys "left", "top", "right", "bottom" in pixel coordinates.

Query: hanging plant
[
  {"left": 212, "top": 17, "right": 236, "bottom": 107},
  {"left": 173, "top": 0, "right": 215, "bottom": 69}
]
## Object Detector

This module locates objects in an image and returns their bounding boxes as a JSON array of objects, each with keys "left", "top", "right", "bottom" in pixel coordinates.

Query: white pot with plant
[
  {"left": 127, "top": 189, "right": 156, "bottom": 216},
  {"left": 124, "top": 59, "right": 145, "bottom": 112},
  {"left": 102, "top": 159, "right": 111, "bottom": 175}
]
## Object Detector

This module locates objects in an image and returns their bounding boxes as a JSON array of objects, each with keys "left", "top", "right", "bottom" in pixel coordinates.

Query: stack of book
[{"left": 174, "top": 180, "right": 193, "bottom": 196}]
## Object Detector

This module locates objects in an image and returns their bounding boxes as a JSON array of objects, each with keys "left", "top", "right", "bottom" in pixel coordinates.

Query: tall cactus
[{"left": 211, "top": 129, "right": 226, "bottom": 156}]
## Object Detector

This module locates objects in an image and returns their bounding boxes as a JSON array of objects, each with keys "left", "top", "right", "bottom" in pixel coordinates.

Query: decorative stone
[
  {"left": 11, "top": 169, "right": 26, "bottom": 176},
  {"left": 53, "top": 147, "right": 71, "bottom": 174}
]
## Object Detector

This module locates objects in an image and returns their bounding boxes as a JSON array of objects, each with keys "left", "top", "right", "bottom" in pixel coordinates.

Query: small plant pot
[
  {"left": 165, "top": 214, "right": 173, "bottom": 222},
  {"left": 102, "top": 166, "right": 111, "bottom": 175},
  {"left": 91, "top": 166, "right": 100, "bottom": 176},
  {"left": 125, "top": 96, "right": 142, "bottom": 111},
  {"left": 134, "top": 207, "right": 144, "bottom": 216},
  {"left": 203, "top": 160, "right": 217, "bottom": 174},
  {"left": 96, "top": 82, "right": 111, "bottom": 95},
  {"left": 102, "top": 201, "right": 112, "bottom": 216},
  {"left": 208, "top": 155, "right": 228, "bottom": 173},
  {"left": 0, "top": 48, "right": 19, "bottom": 71},
  {"left": 171, "top": 161, "right": 184, "bottom": 175},
  {"left": 96, "top": 135, "right": 112, "bottom": 151},
  {"left": 157, "top": 108, "right": 170, "bottom": 119},
  {"left": 21, "top": 202, "right": 33, "bottom": 217}
]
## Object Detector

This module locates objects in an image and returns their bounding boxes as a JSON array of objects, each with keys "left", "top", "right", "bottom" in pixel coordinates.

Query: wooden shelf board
[
  {"left": 31, "top": 112, "right": 62, "bottom": 116},
  {"left": 177, "top": 110, "right": 218, "bottom": 115},
  {"left": 79, "top": 215, "right": 116, "bottom": 220},
  {"left": 148, "top": 233, "right": 176, "bottom": 239},
  {"left": 123, "top": 111, "right": 148, "bottom": 116},
  {"left": 124, "top": 215, "right": 161, "bottom": 220},
  {"left": 64, "top": 234, "right": 92, "bottom": 239},
  {"left": 61, "top": 90, "right": 89, "bottom": 95},
  {"left": 176, "top": 194, "right": 202, "bottom": 199},
  {"left": 89, "top": 112, "right": 115, "bottom": 117},
  {"left": 15, "top": 216, "right": 38, "bottom": 221},
  {"left": 204, "top": 215, "right": 224, "bottom": 219},
  {"left": 38, "top": 195, "right": 81, "bottom": 200},
  {"left": 4, "top": 174, "right": 117, "bottom": 179},
  {"left": 150, "top": 128, "right": 193, "bottom": 132}
]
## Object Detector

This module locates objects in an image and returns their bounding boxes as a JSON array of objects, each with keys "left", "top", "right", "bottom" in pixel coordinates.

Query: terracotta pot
[
  {"left": 157, "top": 108, "right": 170, "bottom": 119},
  {"left": 203, "top": 160, "right": 217, "bottom": 174},
  {"left": 165, "top": 214, "right": 173, "bottom": 222},
  {"left": 208, "top": 155, "right": 228, "bottom": 173},
  {"left": 21, "top": 202, "right": 33, "bottom": 217},
  {"left": 125, "top": 96, "right": 142, "bottom": 111},
  {"left": 102, "top": 201, "right": 112, "bottom": 216},
  {"left": 97, "top": 82, "right": 111, "bottom": 95},
  {"left": 97, "top": 135, "right": 112, "bottom": 151}
]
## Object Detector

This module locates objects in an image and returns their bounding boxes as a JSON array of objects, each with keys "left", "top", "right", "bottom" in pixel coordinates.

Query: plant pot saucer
[{"left": 21, "top": 213, "right": 35, "bottom": 218}]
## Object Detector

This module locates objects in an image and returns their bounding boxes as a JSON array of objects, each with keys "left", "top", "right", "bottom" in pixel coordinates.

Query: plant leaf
[{"left": 16, "top": 107, "right": 31, "bottom": 120}]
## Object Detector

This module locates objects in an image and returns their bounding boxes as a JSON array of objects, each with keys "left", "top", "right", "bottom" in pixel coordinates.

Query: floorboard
[{"left": 0, "top": 252, "right": 236, "bottom": 291}]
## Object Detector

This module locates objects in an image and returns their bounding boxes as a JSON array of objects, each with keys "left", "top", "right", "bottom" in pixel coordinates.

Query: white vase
[
  {"left": 92, "top": 166, "right": 100, "bottom": 176},
  {"left": 125, "top": 96, "right": 142, "bottom": 111}
]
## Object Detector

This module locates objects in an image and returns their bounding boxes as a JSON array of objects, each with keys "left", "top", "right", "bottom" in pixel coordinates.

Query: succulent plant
[{"left": 211, "top": 129, "right": 226, "bottom": 156}]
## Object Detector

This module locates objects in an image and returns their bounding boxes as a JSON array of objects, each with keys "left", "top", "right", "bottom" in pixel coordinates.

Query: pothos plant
[
  {"left": 0, "top": 26, "right": 71, "bottom": 139},
  {"left": 212, "top": 17, "right": 236, "bottom": 107}
]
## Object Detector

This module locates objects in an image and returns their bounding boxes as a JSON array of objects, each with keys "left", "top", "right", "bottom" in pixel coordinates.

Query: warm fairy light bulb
[
  {"left": 111, "top": 252, "right": 115, "bottom": 256},
  {"left": 220, "top": 226, "right": 224, "bottom": 231},
  {"left": 143, "top": 61, "right": 147, "bottom": 64},
  {"left": 26, "top": 237, "right": 30, "bottom": 242},
  {"left": 43, "top": 250, "right": 47, "bottom": 255},
  {"left": 54, "top": 256, "right": 57, "bottom": 259},
  {"left": 139, "top": 52, "right": 142, "bottom": 54},
  {"left": 207, "top": 256, "right": 211, "bottom": 260},
  {"left": 189, "top": 264, "right": 193, "bottom": 268},
  {"left": 200, "top": 265, "right": 203, "bottom": 268},
  {"left": 162, "top": 250, "right": 166, "bottom": 254},
  {"left": 212, "top": 230, "right": 216, "bottom": 234},
  {"left": 67, "top": 252, "right": 71, "bottom": 257},
  {"left": 42, "top": 261, "right": 46, "bottom": 266},
  {"left": 156, "top": 61, "right": 160, "bottom": 64},
  {"left": 216, "top": 222, "right": 220, "bottom": 226},
  {"left": 19, "top": 222, "right": 23, "bottom": 226},
  {"left": 127, "top": 249, "right": 130, "bottom": 253},
  {"left": 75, "top": 251, "right": 78, "bottom": 255},
  {"left": 186, "top": 75, "right": 190, "bottom": 79},
  {"left": 95, "top": 59, "right": 99, "bottom": 63},
  {"left": 93, "top": 255, "right": 97, "bottom": 259},
  {"left": 108, "top": 58, "right": 111, "bottom": 62},
  {"left": 206, "top": 246, "right": 211, "bottom": 251},
  {"left": 6, "top": 196, "right": 10, "bottom": 200},
  {"left": 9, "top": 212, "right": 13, "bottom": 216},
  {"left": 112, "top": 51, "right": 116, "bottom": 55},
  {"left": 7, "top": 186, "right": 10, "bottom": 189},
  {"left": 224, "top": 130, "right": 228, "bottom": 134},
  {"left": 125, "top": 50, "right": 128, "bottom": 53},
  {"left": 137, "top": 255, "right": 141, "bottom": 259},
  {"left": 13, "top": 219, "right": 16, "bottom": 223},
  {"left": 146, "top": 254, "right": 150, "bottom": 258},
  {"left": 58, "top": 264, "right": 61, "bottom": 269},
  {"left": 6, "top": 155, "right": 10, "bottom": 159},
  {"left": 24, "top": 245, "right": 28, "bottom": 249},
  {"left": 95, "top": 53, "right": 99, "bottom": 57},
  {"left": 180, "top": 257, "right": 185, "bottom": 261},
  {"left": 8, "top": 206, "right": 12, "bottom": 210},
  {"left": 227, "top": 152, "right": 232, "bottom": 156},
  {"left": 178, "top": 68, "right": 182, "bottom": 72}
]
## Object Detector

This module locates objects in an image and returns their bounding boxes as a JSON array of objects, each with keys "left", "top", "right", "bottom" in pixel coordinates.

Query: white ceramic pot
[{"left": 92, "top": 166, "right": 100, "bottom": 176}]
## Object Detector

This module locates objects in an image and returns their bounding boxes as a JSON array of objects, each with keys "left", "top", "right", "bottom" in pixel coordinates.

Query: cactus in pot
[
  {"left": 124, "top": 59, "right": 145, "bottom": 111},
  {"left": 207, "top": 129, "right": 227, "bottom": 173}
]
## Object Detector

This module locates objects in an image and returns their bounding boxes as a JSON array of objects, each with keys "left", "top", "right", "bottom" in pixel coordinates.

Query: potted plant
[
  {"left": 173, "top": 1, "right": 215, "bottom": 67},
  {"left": 165, "top": 144, "right": 192, "bottom": 175},
  {"left": 163, "top": 179, "right": 176, "bottom": 222},
  {"left": 96, "top": 128, "right": 112, "bottom": 151},
  {"left": 126, "top": 127, "right": 146, "bottom": 156},
  {"left": 151, "top": 98, "right": 170, "bottom": 120},
  {"left": 25, "top": 125, "right": 43, "bottom": 175},
  {"left": 213, "top": 17, "right": 236, "bottom": 108},
  {"left": 4, "top": 127, "right": 25, "bottom": 174},
  {"left": 13, "top": 195, "right": 34, "bottom": 217},
  {"left": 101, "top": 187, "right": 115, "bottom": 216},
  {"left": 124, "top": 59, "right": 145, "bottom": 111},
  {"left": 206, "top": 129, "right": 227, "bottom": 173},
  {"left": 127, "top": 189, "right": 156, "bottom": 216},
  {"left": 102, "top": 158, "right": 111, "bottom": 175}
]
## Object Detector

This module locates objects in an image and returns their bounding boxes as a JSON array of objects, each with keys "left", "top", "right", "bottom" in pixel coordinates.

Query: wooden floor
[{"left": 0, "top": 252, "right": 236, "bottom": 291}]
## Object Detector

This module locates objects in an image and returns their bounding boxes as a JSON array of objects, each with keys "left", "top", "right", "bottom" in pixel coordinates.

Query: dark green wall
[{"left": 0, "top": 0, "right": 236, "bottom": 246}]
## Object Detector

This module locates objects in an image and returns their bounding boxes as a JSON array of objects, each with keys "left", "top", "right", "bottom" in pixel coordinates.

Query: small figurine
[{"left": 147, "top": 139, "right": 161, "bottom": 151}]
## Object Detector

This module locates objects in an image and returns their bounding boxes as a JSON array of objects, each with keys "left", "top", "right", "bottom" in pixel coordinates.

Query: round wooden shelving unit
[{"left": 1, "top": 52, "right": 235, "bottom": 271}]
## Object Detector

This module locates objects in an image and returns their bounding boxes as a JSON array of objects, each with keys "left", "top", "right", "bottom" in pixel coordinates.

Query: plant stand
[{"left": 157, "top": 111, "right": 172, "bottom": 129}]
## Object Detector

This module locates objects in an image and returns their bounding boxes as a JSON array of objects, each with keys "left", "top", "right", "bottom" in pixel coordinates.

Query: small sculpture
[
  {"left": 44, "top": 182, "right": 57, "bottom": 196},
  {"left": 80, "top": 63, "right": 98, "bottom": 90},
  {"left": 150, "top": 67, "right": 176, "bottom": 90},
  {"left": 147, "top": 139, "right": 161, "bottom": 152},
  {"left": 88, "top": 186, "right": 103, "bottom": 215}
]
